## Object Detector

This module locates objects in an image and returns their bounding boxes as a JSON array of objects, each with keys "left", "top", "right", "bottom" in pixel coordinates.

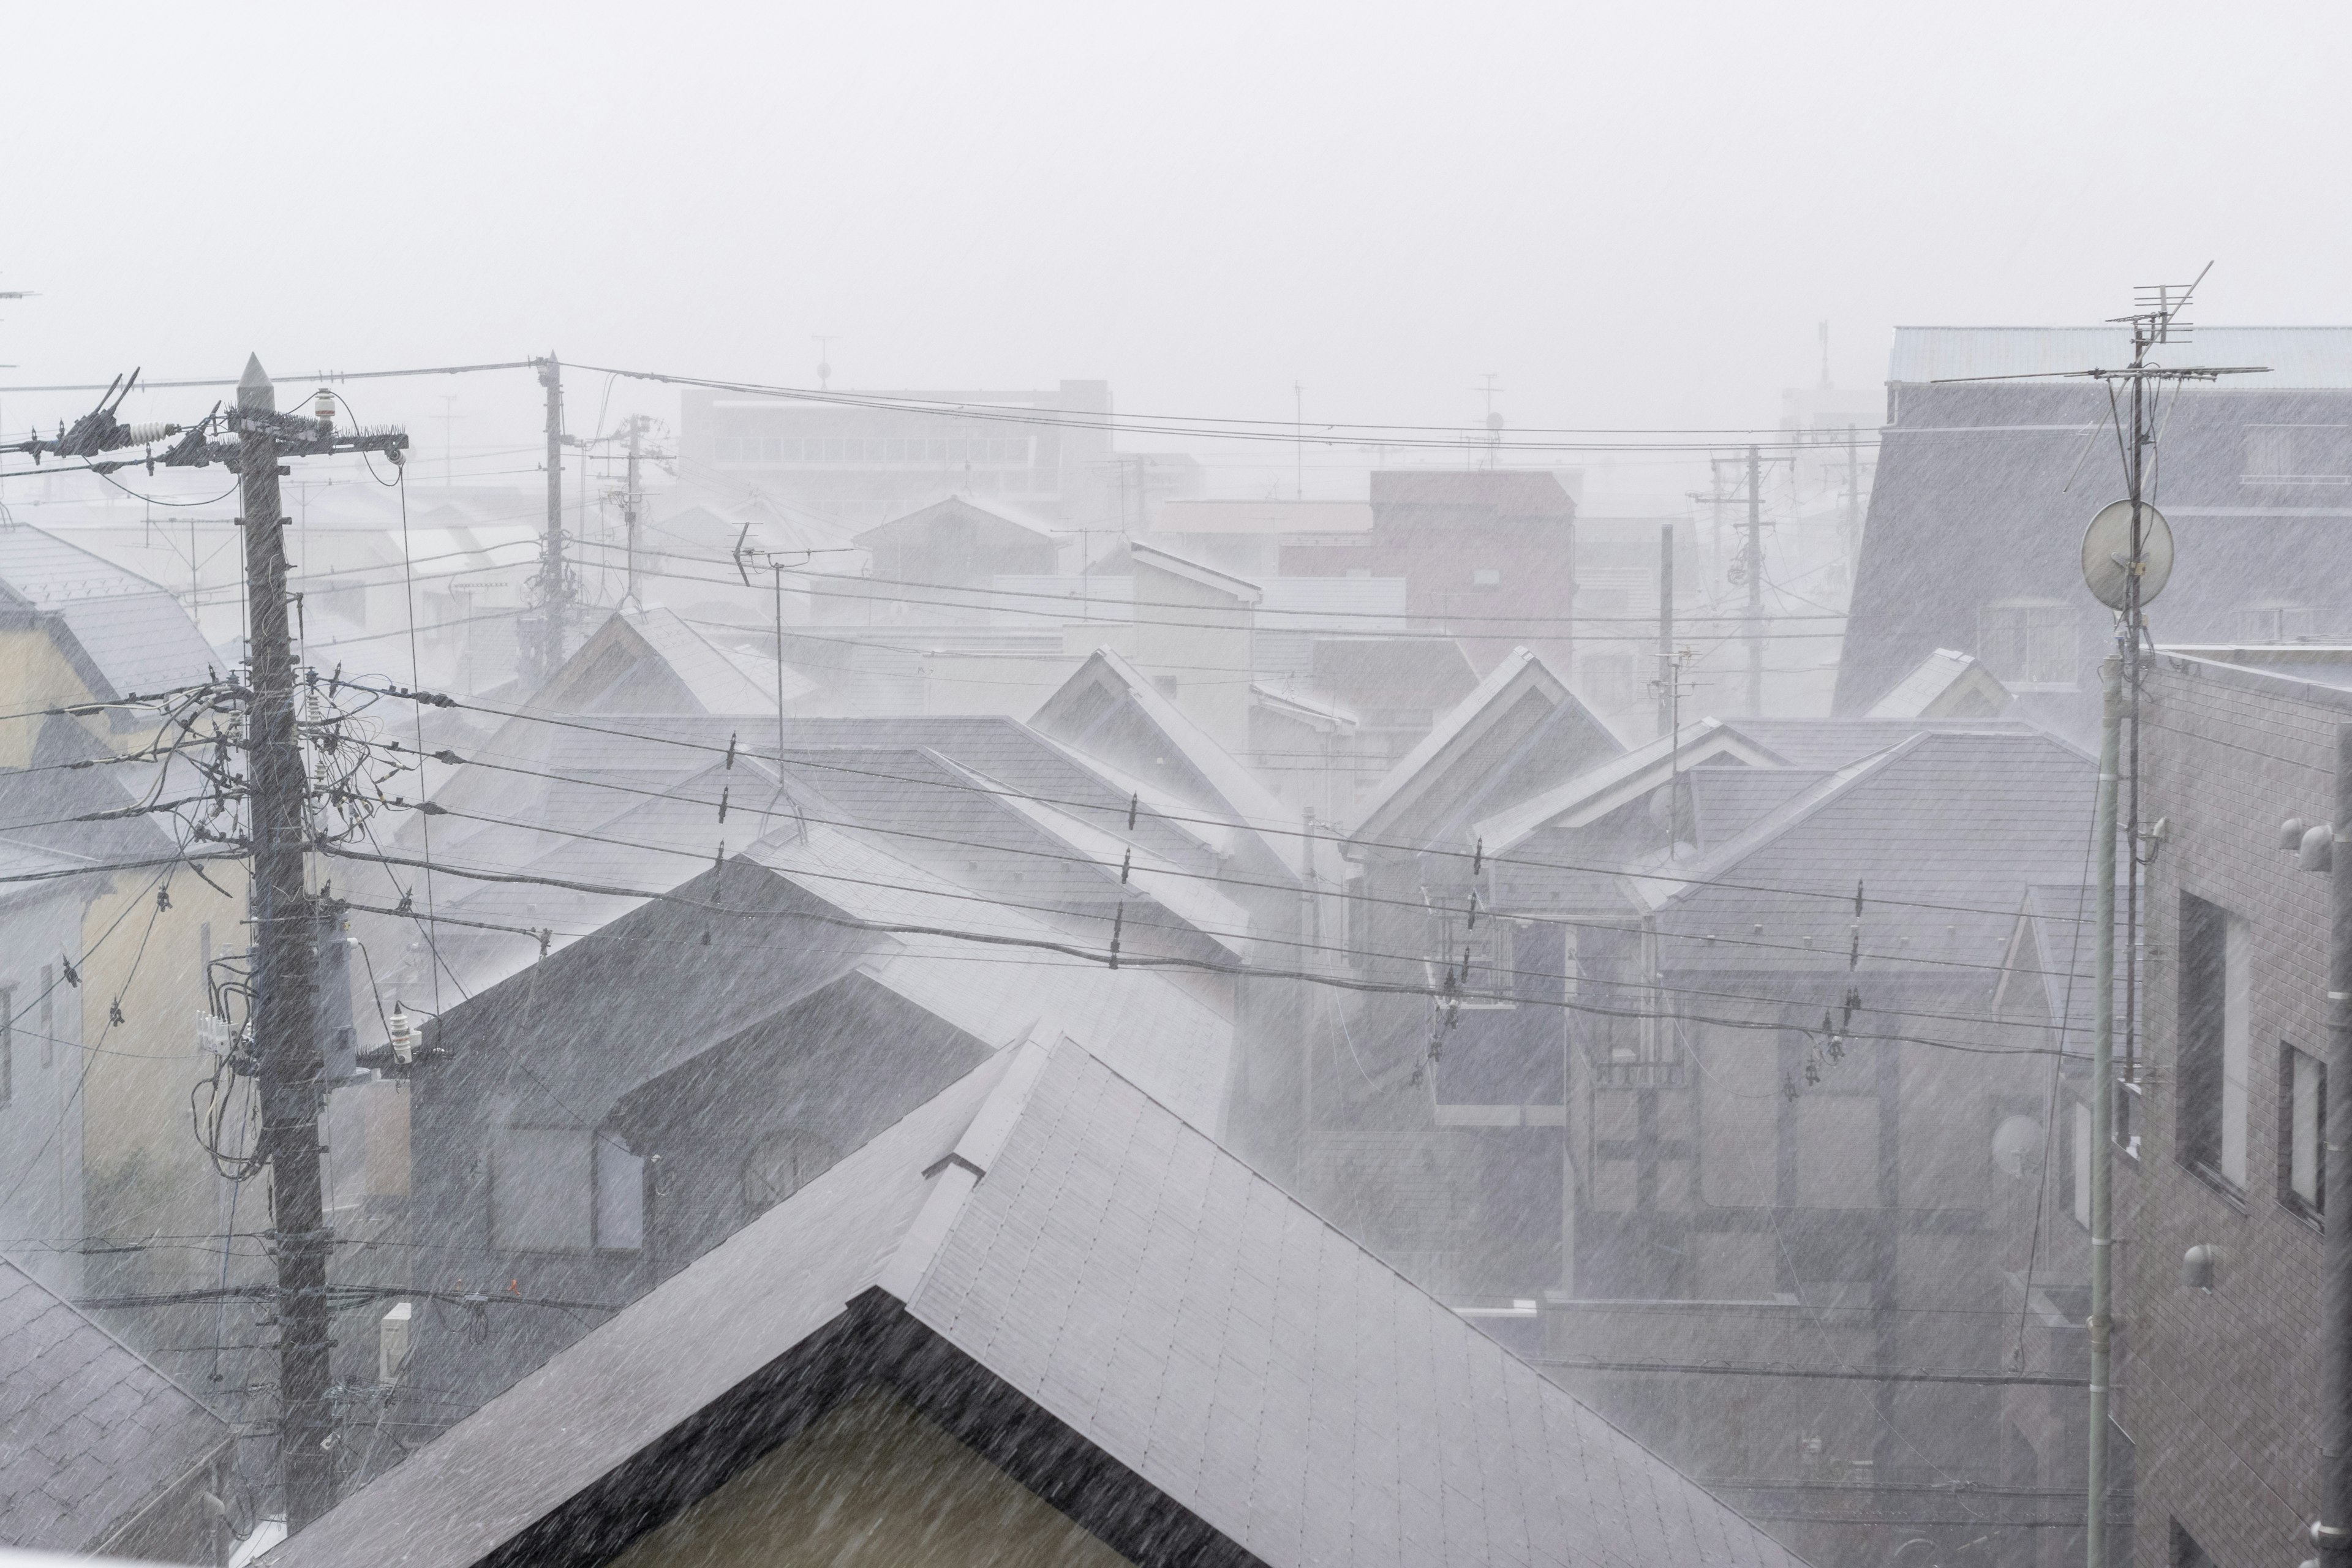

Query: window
[
  {"left": 1977, "top": 599, "right": 2078, "bottom": 688},
  {"left": 2242, "top": 424, "right": 2352, "bottom": 484},
  {"left": 2178, "top": 894, "right": 2251, "bottom": 1191},
  {"left": 2284, "top": 1042, "right": 2325, "bottom": 1220},
  {"left": 595, "top": 1137, "right": 646, "bottom": 1251},
  {"left": 2071, "top": 1098, "right": 2093, "bottom": 1229},
  {"left": 0, "top": 987, "right": 11, "bottom": 1107},
  {"left": 489, "top": 1126, "right": 644, "bottom": 1254},
  {"left": 1471, "top": 567, "right": 1501, "bottom": 588},
  {"left": 1428, "top": 913, "right": 1514, "bottom": 1008}
]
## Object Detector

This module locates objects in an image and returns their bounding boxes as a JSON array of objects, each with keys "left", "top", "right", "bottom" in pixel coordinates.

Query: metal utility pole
[
  {"left": 2322, "top": 727, "right": 2352, "bottom": 1568},
  {"left": 534, "top": 355, "right": 567, "bottom": 680},
  {"left": 2086, "top": 653, "right": 2120, "bottom": 1568},
  {"left": 1744, "top": 443, "right": 1764, "bottom": 715},
  {"left": 1655, "top": 522, "right": 1675, "bottom": 737}
]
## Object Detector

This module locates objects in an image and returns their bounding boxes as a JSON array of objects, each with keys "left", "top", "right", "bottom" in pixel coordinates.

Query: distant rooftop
[{"left": 1890, "top": 326, "right": 2352, "bottom": 388}]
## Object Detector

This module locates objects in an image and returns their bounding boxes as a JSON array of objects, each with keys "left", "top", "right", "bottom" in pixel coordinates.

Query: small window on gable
[
  {"left": 490, "top": 1126, "right": 644, "bottom": 1254},
  {"left": 1977, "top": 599, "right": 2077, "bottom": 689}
]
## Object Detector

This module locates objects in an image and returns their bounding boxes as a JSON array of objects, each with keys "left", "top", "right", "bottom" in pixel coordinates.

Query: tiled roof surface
[
  {"left": 1648, "top": 731, "right": 2097, "bottom": 966},
  {"left": 275, "top": 1042, "right": 1809, "bottom": 1568},
  {"left": 0, "top": 1260, "right": 228, "bottom": 1552}
]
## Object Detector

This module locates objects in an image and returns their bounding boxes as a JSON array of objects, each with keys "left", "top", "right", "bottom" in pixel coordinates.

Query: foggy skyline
[{"left": 5, "top": 1, "right": 2347, "bottom": 440}]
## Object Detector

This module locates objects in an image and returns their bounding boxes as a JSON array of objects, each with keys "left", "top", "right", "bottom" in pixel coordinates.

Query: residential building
[
  {"left": 1141, "top": 476, "right": 1582, "bottom": 676},
  {"left": 677, "top": 380, "right": 1129, "bottom": 529},
  {"left": 270, "top": 1038, "right": 1817, "bottom": 1568},
  {"left": 2114, "top": 644, "right": 2352, "bottom": 1568},
  {"left": 1839, "top": 327, "right": 2352, "bottom": 737},
  {"left": 1320, "top": 647, "right": 2101, "bottom": 1567}
]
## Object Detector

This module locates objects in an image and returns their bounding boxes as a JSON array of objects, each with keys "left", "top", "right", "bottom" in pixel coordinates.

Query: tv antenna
[
  {"left": 812, "top": 336, "right": 835, "bottom": 391},
  {"left": 1936, "top": 264, "right": 2266, "bottom": 1568}
]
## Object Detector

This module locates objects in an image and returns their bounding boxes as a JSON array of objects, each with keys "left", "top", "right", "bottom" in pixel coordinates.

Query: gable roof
[
  {"left": 0, "top": 1259, "right": 230, "bottom": 1554},
  {"left": 0, "top": 526, "right": 217, "bottom": 699},
  {"left": 540, "top": 606, "right": 818, "bottom": 717},
  {"left": 273, "top": 1040, "right": 1811, "bottom": 1568},
  {"left": 853, "top": 494, "right": 1060, "bottom": 550},
  {"left": 1127, "top": 538, "right": 1264, "bottom": 604},
  {"left": 1472, "top": 719, "right": 1788, "bottom": 856},
  {"left": 1031, "top": 647, "right": 1303, "bottom": 869},
  {"left": 1865, "top": 648, "right": 2013, "bottom": 720},
  {"left": 1642, "top": 730, "right": 2097, "bottom": 964},
  {"left": 1349, "top": 648, "right": 1623, "bottom": 848}
]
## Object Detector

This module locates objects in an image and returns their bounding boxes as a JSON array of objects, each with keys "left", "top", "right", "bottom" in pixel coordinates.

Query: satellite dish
[{"left": 2081, "top": 499, "right": 2174, "bottom": 611}]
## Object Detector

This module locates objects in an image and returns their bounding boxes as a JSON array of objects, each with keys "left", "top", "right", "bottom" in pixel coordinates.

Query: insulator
[
  {"left": 120, "top": 422, "right": 178, "bottom": 446},
  {"left": 387, "top": 1003, "right": 420, "bottom": 1065}
]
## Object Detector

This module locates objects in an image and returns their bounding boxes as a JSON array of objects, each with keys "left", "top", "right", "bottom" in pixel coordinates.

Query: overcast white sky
[{"left": 3, "top": 0, "right": 2347, "bottom": 454}]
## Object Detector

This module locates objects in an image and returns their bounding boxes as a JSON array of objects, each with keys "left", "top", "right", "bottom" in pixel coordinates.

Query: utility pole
[
  {"left": 1844, "top": 424, "right": 1863, "bottom": 563},
  {"left": 2087, "top": 653, "right": 2120, "bottom": 1568},
  {"left": 222, "top": 356, "right": 408, "bottom": 1530},
  {"left": 621, "top": 414, "right": 645, "bottom": 605},
  {"left": 1744, "top": 443, "right": 1763, "bottom": 715},
  {"left": 236, "top": 356, "right": 333, "bottom": 1529},
  {"left": 2321, "top": 727, "right": 2352, "bottom": 1568},
  {"left": 1293, "top": 381, "right": 1305, "bottom": 500},
  {"left": 1655, "top": 522, "right": 1675, "bottom": 737},
  {"left": 533, "top": 355, "right": 567, "bottom": 681}
]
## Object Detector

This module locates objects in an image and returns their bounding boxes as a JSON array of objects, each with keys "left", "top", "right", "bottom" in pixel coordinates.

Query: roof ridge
[{"left": 873, "top": 1036, "right": 1057, "bottom": 1302}]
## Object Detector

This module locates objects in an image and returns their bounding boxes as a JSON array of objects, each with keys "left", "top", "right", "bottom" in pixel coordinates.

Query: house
[
  {"left": 1837, "top": 326, "right": 2352, "bottom": 736},
  {"left": 1314, "top": 687, "right": 2100, "bottom": 1567},
  {"left": 532, "top": 603, "right": 820, "bottom": 718},
  {"left": 1864, "top": 648, "right": 2013, "bottom": 720},
  {"left": 851, "top": 495, "right": 1064, "bottom": 589},
  {"left": 680, "top": 380, "right": 1129, "bottom": 528},
  {"left": 339, "top": 767, "right": 1240, "bottom": 1426},
  {"left": 0, "top": 1258, "right": 233, "bottom": 1563},
  {"left": 1280, "top": 471, "right": 1579, "bottom": 671},
  {"left": 267, "top": 1038, "right": 1816, "bottom": 1568},
  {"left": 2108, "top": 644, "right": 2352, "bottom": 1568},
  {"left": 1126, "top": 540, "right": 1260, "bottom": 753}
]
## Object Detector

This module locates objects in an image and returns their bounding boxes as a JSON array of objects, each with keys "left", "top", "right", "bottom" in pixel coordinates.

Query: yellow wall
[
  {"left": 78, "top": 863, "right": 250, "bottom": 1289},
  {"left": 605, "top": 1387, "right": 1137, "bottom": 1568}
]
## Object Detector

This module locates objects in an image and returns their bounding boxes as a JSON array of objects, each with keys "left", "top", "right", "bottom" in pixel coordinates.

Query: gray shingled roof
[
  {"left": 0, "top": 526, "right": 218, "bottom": 699},
  {"left": 273, "top": 1041, "right": 1810, "bottom": 1568},
  {"left": 0, "top": 1259, "right": 230, "bottom": 1553},
  {"left": 1645, "top": 730, "right": 2097, "bottom": 968}
]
